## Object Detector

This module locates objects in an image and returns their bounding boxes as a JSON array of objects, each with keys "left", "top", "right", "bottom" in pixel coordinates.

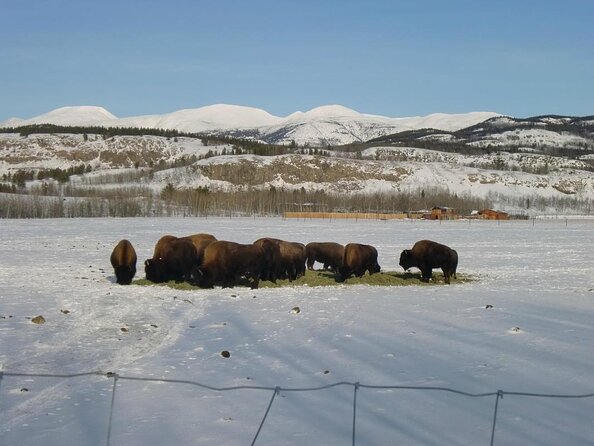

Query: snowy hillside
[{"left": 1, "top": 132, "right": 593, "bottom": 215}]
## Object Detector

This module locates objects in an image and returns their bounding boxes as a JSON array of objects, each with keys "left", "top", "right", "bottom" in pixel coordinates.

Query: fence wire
[{"left": 1, "top": 370, "right": 593, "bottom": 446}]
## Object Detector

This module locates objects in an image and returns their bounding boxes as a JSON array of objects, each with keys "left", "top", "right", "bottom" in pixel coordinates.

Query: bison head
[
  {"left": 188, "top": 266, "right": 214, "bottom": 288},
  {"left": 145, "top": 258, "right": 167, "bottom": 283},
  {"left": 399, "top": 249, "right": 414, "bottom": 271},
  {"left": 114, "top": 266, "right": 135, "bottom": 285},
  {"left": 188, "top": 265, "right": 203, "bottom": 286},
  {"left": 371, "top": 262, "right": 381, "bottom": 274}
]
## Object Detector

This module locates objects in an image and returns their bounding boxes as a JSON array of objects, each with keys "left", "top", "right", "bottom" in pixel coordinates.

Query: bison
[
  {"left": 110, "top": 239, "right": 137, "bottom": 285},
  {"left": 336, "top": 243, "right": 381, "bottom": 282},
  {"left": 254, "top": 238, "right": 306, "bottom": 281},
  {"left": 305, "top": 242, "right": 344, "bottom": 271},
  {"left": 399, "top": 240, "right": 457, "bottom": 284},
  {"left": 180, "top": 233, "right": 217, "bottom": 265},
  {"left": 145, "top": 237, "right": 198, "bottom": 283},
  {"left": 190, "top": 240, "right": 265, "bottom": 289},
  {"left": 252, "top": 238, "right": 282, "bottom": 282},
  {"left": 450, "top": 249, "right": 458, "bottom": 280},
  {"left": 152, "top": 235, "right": 177, "bottom": 258}
]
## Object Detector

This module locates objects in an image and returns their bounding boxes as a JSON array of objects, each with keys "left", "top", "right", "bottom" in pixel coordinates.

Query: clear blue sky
[{"left": 1, "top": 0, "right": 593, "bottom": 121}]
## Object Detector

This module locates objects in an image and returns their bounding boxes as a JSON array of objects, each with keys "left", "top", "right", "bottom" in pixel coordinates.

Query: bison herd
[{"left": 110, "top": 232, "right": 458, "bottom": 288}]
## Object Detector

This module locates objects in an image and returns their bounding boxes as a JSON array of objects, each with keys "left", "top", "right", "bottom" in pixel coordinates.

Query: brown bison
[
  {"left": 145, "top": 237, "right": 198, "bottom": 283},
  {"left": 399, "top": 240, "right": 457, "bottom": 284},
  {"left": 336, "top": 243, "right": 381, "bottom": 282},
  {"left": 152, "top": 235, "right": 177, "bottom": 258},
  {"left": 252, "top": 238, "right": 282, "bottom": 282},
  {"left": 254, "top": 238, "right": 306, "bottom": 281},
  {"left": 450, "top": 249, "right": 458, "bottom": 280},
  {"left": 180, "top": 233, "right": 217, "bottom": 265},
  {"left": 190, "top": 241, "right": 265, "bottom": 289},
  {"left": 305, "top": 242, "right": 344, "bottom": 271},
  {"left": 110, "top": 239, "right": 137, "bottom": 285}
]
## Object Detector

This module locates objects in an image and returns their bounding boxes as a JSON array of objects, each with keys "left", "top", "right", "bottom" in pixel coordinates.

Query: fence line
[{"left": 1, "top": 370, "right": 594, "bottom": 445}]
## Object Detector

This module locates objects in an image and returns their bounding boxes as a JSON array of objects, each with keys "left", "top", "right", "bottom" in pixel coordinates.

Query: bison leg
[
  {"left": 420, "top": 266, "right": 432, "bottom": 282},
  {"left": 442, "top": 268, "right": 451, "bottom": 284}
]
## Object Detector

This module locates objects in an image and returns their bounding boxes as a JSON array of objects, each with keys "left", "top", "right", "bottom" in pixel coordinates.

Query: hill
[{"left": 1, "top": 123, "right": 593, "bottom": 217}]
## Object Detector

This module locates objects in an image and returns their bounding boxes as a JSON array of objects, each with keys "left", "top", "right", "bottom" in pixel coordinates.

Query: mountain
[
  {"left": 223, "top": 107, "right": 500, "bottom": 146},
  {"left": 112, "top": 104, "right": 284, "bottom": 133},
  {"left": 369, "top": 114, "right": 594, "bottom": 157},
  {"left": 1, "top": 104, "right": 500, "bottom": 147},
  {"left": 5, "top": 106, "right": 117, "bottom": 127}
]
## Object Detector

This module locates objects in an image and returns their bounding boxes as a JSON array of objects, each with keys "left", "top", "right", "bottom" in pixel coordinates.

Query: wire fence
[{"left": 1, "top": 370, "right": 594, "bottom": 446}]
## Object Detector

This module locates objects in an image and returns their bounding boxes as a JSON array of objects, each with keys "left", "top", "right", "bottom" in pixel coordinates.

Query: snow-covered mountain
[
  {"left": 5, "top": 106, "right": 117, "bottom": 127},
  {"left": 112, "top": 104, "right": 284, "bottom": 133},
  {"left": 0, "top": 104, "right": 500, "bottom": 146},
  {"left": 226, "top": 106, "right": 500, "bottom": 146}
]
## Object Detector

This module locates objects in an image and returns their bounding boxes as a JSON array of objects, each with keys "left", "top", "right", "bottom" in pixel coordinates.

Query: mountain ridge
[{"left": 0, "top": 104, "right": 502, "bottom": 146}]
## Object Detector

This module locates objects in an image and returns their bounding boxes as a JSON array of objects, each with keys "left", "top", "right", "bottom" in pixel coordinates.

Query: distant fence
[
  {"left": 284, "top": 211, "right": 408, "bottom": 220},
  {"left": 2, "top": 371, "right": 593, "bottom": 446}
]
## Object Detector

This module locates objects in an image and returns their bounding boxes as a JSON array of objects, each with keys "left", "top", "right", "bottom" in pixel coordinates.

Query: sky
[{"left": 1, "top": 0, "right": 593, "bottom": 121}]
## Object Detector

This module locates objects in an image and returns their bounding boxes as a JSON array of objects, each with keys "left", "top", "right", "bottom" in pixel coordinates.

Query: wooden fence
[{"left": 283, "top": 211, "right": 408, "bottom": 220}]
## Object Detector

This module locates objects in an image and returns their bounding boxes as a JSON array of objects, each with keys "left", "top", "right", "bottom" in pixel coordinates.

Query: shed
[{"left": 478, "top": 209, "right": 509, "bottom": 220}]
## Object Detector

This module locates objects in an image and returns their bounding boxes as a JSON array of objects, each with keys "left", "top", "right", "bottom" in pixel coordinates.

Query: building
[
  {"left": 477, "top": 209, "right": 509, "bottom": 220},
  {"left": 427, "top": 206, "right": 458, "bottom": 220}
]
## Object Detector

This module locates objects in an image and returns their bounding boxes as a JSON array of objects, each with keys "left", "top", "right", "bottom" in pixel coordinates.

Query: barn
[
  {"left": 426, "top": 206, "right": 458, "bottom": 220},
  {"left": 478, "top": 209, "right": 509, "bottom": 220}
]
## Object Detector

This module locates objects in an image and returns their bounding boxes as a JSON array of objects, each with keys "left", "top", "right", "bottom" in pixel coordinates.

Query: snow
[{"left": 1, "top": 217, "right": 594, "bottom": 445}]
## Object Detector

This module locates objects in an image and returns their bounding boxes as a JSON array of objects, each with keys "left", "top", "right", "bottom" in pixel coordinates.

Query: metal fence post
[
  {"left": 490, "top": 390, "right": 503, "bottom": 446},
  {"left": 106, "top": 373, "right": 119, "bottom": 446},
  {"left": 352, "top": 382, "right": 360, "bottom": 446},
  {"left": 251, "top": 386, "right": 280, "bottom": 446}
]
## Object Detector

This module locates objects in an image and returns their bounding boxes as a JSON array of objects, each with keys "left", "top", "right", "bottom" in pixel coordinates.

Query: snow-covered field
[{"left": 1, "top": 217, "right": 594, "bottom": 445}]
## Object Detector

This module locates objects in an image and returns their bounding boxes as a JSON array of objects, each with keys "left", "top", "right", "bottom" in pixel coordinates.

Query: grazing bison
[
  {"left": 145, "top": 238, "right": 198, "bottom": 283},
  {"left": 399, "top": 240, "right": 457, "bottom": 284},
  {"left": 152, "top": 235, "right": 177, "bottom": 258},
  {"left": 305, "top": 242, "right": 344, "bottom": 271},
  {"left": 110, "top": 239, "right": 137, "bottom": 285},
  {"left": 191, "top": 241, "right": 265, "bottom": 289},
  {"left": 252, "top": 238, "right": 282, "bottom": 282},
  {"left": 336, "top": 243, "right": 381, "bottom": 282},
  {"left": 180, "top": 233, "right": 217, "bottom": 265},
  {"left": 254, "top": 238, "right": 306, "bottom": 281}
]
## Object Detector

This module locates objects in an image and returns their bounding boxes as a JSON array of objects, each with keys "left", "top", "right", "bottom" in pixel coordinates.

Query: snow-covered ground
[{"left": 1, "top": 217, "right": 594, "bottom": 445}]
